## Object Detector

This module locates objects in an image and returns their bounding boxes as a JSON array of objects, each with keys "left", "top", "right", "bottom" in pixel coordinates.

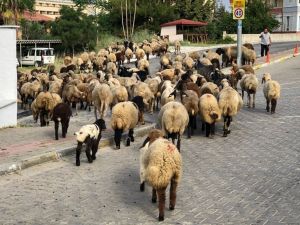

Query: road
[
  {"left": 2, "top": 55, "right": 300, "bottom": 224},
  {"left": 252, "top": 41, "right": 299, "bottom": 57}
]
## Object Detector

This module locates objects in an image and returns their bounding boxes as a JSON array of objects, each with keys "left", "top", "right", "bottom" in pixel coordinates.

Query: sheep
[
  {"left": 240, "top": 73, "right": 259, "bottom": 108},
  {"left": 174, "top": 54, "right": 184, "bottom": 62},
  {"left": 199, "top": 57, "right": 212, "bottom": 66},
  {"left": 216, "top": 47, "right": 229, "bottom": 68},
  {"left": 160, "top": 80, "right": 175, "bottom": 106},
  {"left": 137, "top": 59, "right": 150, "bottom": 81},
  {"left": 31, "top": 99, "right": 39, "bottom": 122},
  {"left": 92, "top": 83, "right": 113, "bottom": 119},
  {"left": 211, "top": 58, "right": 221, "bottom": 70},
  {"left": 80, "top": 52, "right": 89, "bottom": 64},
  {"left": 111, "top": 101, "right": 139, "bottom": 149},
  {"left": 115, "top": 50, "right": 125, "bottom": 66},
  {"left": 243, "top": 43, "right": 255, "bottom": 50},
  {"left": 232, "top": 64, "right": 255, "bottom": 74},
  {"left": 64, "top": 56, "right": 72, "bottom": 66},
  {"left": 158, "top": 68, "right": 178, "bottom": 82},
  {"left": 182, "top": 90, "right": 199, "bottom": 138},
  {"left": 144, "top": 76, "right": 162, "bottom": 111},
  {"left": 199, "top": 94, "right": 221, "bottom": 137},
  {"left": 199, "top": 82, "right": 219, "bottom": 97},
  {"left": 110, "top": 84, "right": 128, "bottom": 107},
  {"left": 174, "top": 40, "right": 181, "bottom": 54},
  {"left": 243, "top": 48, "right": 256, "bottom": 65},
  {"left": 106, "top": 62, "right": 117, "bottom": 75},
  {"left": 52, "top": 103, "right": 72, "bottom": 140},
  {"left": 131, "top": 95, "right": 145, "bottom": 125},
  {"left": 142, "top": 44, "right": 152, "bottom": 60},
  {"left": 262, "top": 73, "right": 281, "bottom": 114},
  {"left": 182, "top": 56, "right": 194, "bottom": 70},
  {"left": 133, "top": 81, "right": 155, "bottom": 113},
  {"left": 189, "top": 51, "right": 201, "bottom": 61},
  {"left": 204, "top": 50, "right": 220, "bottom": 61},
  {"left": 74, "top": 119, "right": 106, "bottom": 166},
  {"left": 20, "top": 78, "right": 42, "bottom": 109},
  {"left": 107, "top": 52, "right": 117, "bottom": 63},
  {"left": 158, "top": 101, "right": 189, "bottom": 151},
  {"left": 160, "top": 54, "right": 171, "bottom": 69},
  {"left": 139, "top": 131, "right": 182, "bottom": 221},
  {"left": 62, "top": 84, "right": 86, "bottom": 115},
  {"left": 97, "top": 48, "right": 109, "bottom": 58},
  {"left": 77, "top": 83, "right": 92, "bottom": 111},
  {"left": 35, "top": 92, "right": 62, "bottom": 127},
  {"left": 218, "top": 83, "right": 243, "bottom": 137},
  {"left": 125, "top": 48, "right": 133, "bottom": 63},
  {"left": 135, "top": 48, "right": 146, "bottom": 61}
]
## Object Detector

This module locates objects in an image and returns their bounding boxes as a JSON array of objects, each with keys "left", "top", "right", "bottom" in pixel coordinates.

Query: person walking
[{"left": 259, "top": 27, "right": 271, "bottom": 57}]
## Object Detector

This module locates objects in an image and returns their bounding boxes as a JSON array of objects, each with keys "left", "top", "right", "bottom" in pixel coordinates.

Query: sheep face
[{"left": 75, "top": 130, "right": 91, "bottom": 143}]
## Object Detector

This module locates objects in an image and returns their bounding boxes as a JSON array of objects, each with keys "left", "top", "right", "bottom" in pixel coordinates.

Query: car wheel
[{"left": 34, "top": 61, "right": 39, "bottom": 68}]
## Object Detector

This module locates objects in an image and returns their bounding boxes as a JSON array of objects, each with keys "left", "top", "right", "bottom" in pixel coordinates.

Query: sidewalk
[
  {"left": 1, "top": 45, "right": 298, "bottom": 175},
  {"left": 0, "top": 110, "right": 157, "bottom": 175}
]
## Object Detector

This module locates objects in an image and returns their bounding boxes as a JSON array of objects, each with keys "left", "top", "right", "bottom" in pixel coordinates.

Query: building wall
[
  {"left": 160, "top": 26, "right": 177, "bottom": 36},
  {"left": 0, "top": 26, "right": 18, "bottom": 128},
  {"left": 34, "top": 0, "right": 102, "bottom": 19}
]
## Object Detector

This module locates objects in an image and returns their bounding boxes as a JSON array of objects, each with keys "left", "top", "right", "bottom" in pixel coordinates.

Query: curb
[
  {"left": 0, "top": 123, "right": 156, "bottom": 176},
  {"left": 253, "top": 53, "right": 298, "bottom": 70}
]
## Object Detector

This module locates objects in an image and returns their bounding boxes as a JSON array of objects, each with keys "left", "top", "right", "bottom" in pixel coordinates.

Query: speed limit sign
[
  {"left": 234, "top": 8, "right": 244, "bottom": 19},
  {"left": 233, "top": 0, "right": 245, "bottom": 20}
]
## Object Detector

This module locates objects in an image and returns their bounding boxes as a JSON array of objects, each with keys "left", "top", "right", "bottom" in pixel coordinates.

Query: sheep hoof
[
  {"left": 126, "top": 138, "right": 131, "bottom": 146},
  {"left": 271, "top": 111, "right": 275, "bottom": 114},
  {"left": 130, "top": 136, "right": 134, "bottom": 142},
  {"left": 88, "top": 159, "right": 93, "bottom": 163},
  {"left": 158, "top": 216, "right": 164, "bottom": 221},
  {"left": 223, "top": 133, "right": 227, "bottom": 137},
  {"left": 227, "top": 130, "right": 231, "bottom": 134},
  {"left": 169, "top": 205, "right": 175, "bottom": 210},
  {"left": 76, "top": 161, "right": 80, "bottom": 166},
  {"left": 152, "top": 198, "right": 157, "bottom": 203},
  {"left": 116, "top": 146, "right": 120, "bottom": 150},
  {"left": 91, "top": 155, "right": 96, "bottom": 160}
]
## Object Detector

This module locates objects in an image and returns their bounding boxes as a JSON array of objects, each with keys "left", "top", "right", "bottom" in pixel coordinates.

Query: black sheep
[
  {"left": 52, "top": 103, "right": 72, "bottom": 140},
  {"left": 131, "top": 96, "right": 145, "bottom": 125}
]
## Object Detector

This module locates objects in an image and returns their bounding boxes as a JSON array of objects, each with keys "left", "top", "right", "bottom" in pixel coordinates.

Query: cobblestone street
[{"left": 0, "top": 56, "right": 300, "bottom": 225}]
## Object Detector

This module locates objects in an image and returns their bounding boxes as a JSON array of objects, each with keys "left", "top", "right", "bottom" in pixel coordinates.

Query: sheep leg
[
  {"left": 75, "top": 102, "right": 79, "bottom": 116},
  {"left": 152, "top": 188, "right": 157, "bottom": 203},
  {"left": 253, "top": 93, "right": 256, "bottom": 108},
  {"left": 271, "top": 99, "right": 277, "bottom": 114},
  {"left": 247, "top": 92, "right": 251, "bottom": 108},
  {"left": 201, "top": 122, "right": 205, "bottom": 132},
  {"left": 91, "top": 140, "right": 99, "bottom": 161},
  {"left": 177, "top": 134, "right": 181, "bottom": 152},
  {"left": 76, "top": 142, "right": 83, "bottom": 166},
  {"left": 193, "top": 116, "right": 197, "bottom": 129},
  {"left": 94, "top": 106, "right": 98, "bottom": 120},
  {"left": 187, "top": 116, "right": 192, "bottom": 138},
  {"left": 227, "top": 116, "right": 232, "bottom": 134},
  {"left": 129, "top": 129, "right": 134, "bottom": 142},
  {"left": 266, "top": 99, "right": 270, "bottom": 112},
  {"left": 114, "top": 129, "right": 123, "bottom": 149},
  {"left": 242, "top": 90, "right": 244, "bottom": 101},
  {"left": 54, "top": 121, "right": 59, "bottom": 140},
  {"left": 85, "top": 142, "right": 93, "bottom": 163},
  {"left": 223, "top": 117, "right": 227, "bottom": 137},
  {"left": 157, "top": 188, "right": 166, "bottom": 221},
  {"left": 62, "top": 118, "right": 70, "bottom": 138},
  {"left": 205, "top": 122, "right": 211, "bottom": 137},
  {"left": 211, "top": 122, "right": 215, "bottom": 135},
  {"left": 169, "top": 178, "right": 178, "bottom": 210}
]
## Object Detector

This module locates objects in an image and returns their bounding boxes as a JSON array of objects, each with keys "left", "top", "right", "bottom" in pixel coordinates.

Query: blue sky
[{"left": 220, "top": 0, "right": 231, "bottom": 11}]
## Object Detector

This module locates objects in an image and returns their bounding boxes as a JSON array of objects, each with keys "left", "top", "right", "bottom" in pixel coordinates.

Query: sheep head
[{"left": 262, "top": 73, "right": 271, "bottom": 84}]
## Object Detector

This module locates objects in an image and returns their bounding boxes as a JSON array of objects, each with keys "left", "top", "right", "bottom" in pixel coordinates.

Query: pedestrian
[{"left": 259, "top": 27, "right": 272, "bottom": 57}]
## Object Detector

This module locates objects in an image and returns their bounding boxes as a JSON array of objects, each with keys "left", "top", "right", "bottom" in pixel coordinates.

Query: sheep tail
[
  {"left": 210, "top": 111, "right": 219, "bottom": 120},
  {"left": 146, "top": 165, "right": 171, "bottom": 189}
]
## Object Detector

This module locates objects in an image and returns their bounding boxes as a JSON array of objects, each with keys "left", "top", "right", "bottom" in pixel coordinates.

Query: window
[{"left": 287, "top": 16, "right": 290, "bottom": 31}]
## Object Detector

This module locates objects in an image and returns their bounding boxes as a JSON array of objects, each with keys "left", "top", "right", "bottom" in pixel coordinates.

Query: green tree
[
  {"left": 0, "top": 0, "right": 35, "bottom": 25},
  {"left": 51, "top": 6, "right": 97, "bottom": 55},
  {"left": 19, "top": 18, "right": 50, "bottom": 40}
]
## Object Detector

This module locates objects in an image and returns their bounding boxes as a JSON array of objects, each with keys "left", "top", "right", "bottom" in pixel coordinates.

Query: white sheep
[
  {"left": 199, "top": 82, "right": 219, "bottom": 97},
  {"left": 111, "top": 101, "right": 139, "bottom": 149},
  {"left": 182, "top": 90, "right": 199, "bottom": 138},
  {"left": 160, "top": 80, "right": 175, "bottom": 106},
  {"left": 262, "top": 73, "right": 281, "bottom": 114},
  {"left": 218, "top": 81, "right": 243, "bottom": 137},
  {"left": 199, "top": 93, "right": 221, "bottom": 137},
  {"left": 74, "top": 119, "right": 106, "bottom": 166},
  {"left": 240, "top": 73, "right": 259, "bottom": 108},
  {"left": 92, "top": 83, "right": 113, "bottom": 119},
  {"left": 139, "top": 129, "right": 182, "bottom": 221},
  {"left": 133, "top": 81, "right": 154, "bottom": 113},
  {"left": 158, "top": 101, "right": 189, "bottom": 151}
]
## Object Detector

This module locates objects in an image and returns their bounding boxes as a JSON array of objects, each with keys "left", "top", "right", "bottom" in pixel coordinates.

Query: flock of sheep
[{"left": 17, "top": 35, "right": 281, "bottom": 221}]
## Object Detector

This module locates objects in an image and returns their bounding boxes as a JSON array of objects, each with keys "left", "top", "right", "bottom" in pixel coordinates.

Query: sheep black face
[{"left": 94, "top": 118, "right": 106, "bottom": 131}]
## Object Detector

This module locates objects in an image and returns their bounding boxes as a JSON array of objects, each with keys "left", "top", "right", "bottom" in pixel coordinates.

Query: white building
[{"left": 269, "top": 0, "right": 300, "bottom": 32}]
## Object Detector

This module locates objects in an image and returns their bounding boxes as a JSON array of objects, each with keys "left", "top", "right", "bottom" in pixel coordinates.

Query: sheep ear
[{"left": 140, "top": 137, "right": 150, "bottom": 149}]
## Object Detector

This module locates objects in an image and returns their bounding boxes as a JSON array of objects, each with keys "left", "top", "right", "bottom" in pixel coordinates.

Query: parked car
[{"left": 21, "top": 48, "right": 55, "bottom": 67}]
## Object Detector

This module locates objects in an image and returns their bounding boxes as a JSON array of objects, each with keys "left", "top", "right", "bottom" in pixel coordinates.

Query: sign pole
[{"left": 237, "top": 19, "right": 242, "bottom": 67}]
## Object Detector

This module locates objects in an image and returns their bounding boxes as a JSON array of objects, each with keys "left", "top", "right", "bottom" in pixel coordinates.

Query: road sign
[{"left": 233, "top": 0, "right": 245, "bottom": 20}]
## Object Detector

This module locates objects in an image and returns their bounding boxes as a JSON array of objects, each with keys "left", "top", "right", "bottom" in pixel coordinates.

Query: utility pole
[{"left": 232, "top": 0, "right": 245, "bottom": 67}]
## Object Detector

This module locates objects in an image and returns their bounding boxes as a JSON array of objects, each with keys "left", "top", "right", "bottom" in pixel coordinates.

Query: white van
[{"left": 21, "top": 48, "right": 55, "bottom": 67}]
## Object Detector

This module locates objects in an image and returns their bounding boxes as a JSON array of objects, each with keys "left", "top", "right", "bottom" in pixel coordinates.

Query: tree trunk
[
  {"left": 125, "top": 0, "right": 129, "bottom": 40},
  {"left": 121, "top": 1, "right": 126, "bottom": 39},
  {"left": 131, "top": 0, "right": 138, "bottom": 39}
]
